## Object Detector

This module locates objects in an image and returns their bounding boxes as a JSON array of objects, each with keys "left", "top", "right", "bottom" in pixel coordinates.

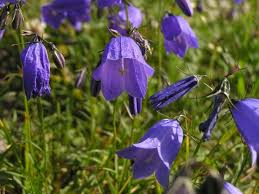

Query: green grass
[{"left": 0, "top": 0, "right": 259, "bottom": 193}]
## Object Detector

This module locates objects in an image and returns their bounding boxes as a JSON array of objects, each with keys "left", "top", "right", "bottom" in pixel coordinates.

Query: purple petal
[
  {"left": 224, "top": 182, "right": 243, "bottom": 194},
  {"left": 155, "top": 164, "right": 170, "bottom": 188},
  {"left": 231, "top": 98, "right": 259, "bottom": 166},
  {"left": 21, "top": 43, "right": 51, "bottom": 99},
  {"left": 0, "top": 30, "right": 5, "bottom": 39}
]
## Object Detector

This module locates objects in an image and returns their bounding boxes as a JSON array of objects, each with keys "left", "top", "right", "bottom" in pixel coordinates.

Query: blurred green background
[{"left": 0, "top": 0, "right": 259, "bottom": 193}]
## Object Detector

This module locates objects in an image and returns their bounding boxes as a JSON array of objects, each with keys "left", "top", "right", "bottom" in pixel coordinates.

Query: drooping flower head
[
  {"left": 97, "top": 0, "right": 122, "bottom": 8},
  {"left": 109, "top": 4, "right": 142, "bottom": 35},
  {"left": 230, "top": 98, "right": 259, "bottom": 166},
  {"left": 92, "top": 36, "right": 154, "bottom": 101},
  {"left": 224, "top": 182, "right": 243, "bottom": 194},
  {"left": 117, "top": 119, "right": 183, "bottom": 188},
  {"left": 21, "top": 42, "right": 51, "bottom": 99},
  {"left": 161, "top": 13, "right": 198, "bottom": 58},
  {"left": 176, "top": 0, "right": 193, "bottom": 16},
  {"left": 41, "top": 0, "right": 91, "bottom": 31},
  {"left": 150, "top": 75, "right": 201, "bottom": 110}
]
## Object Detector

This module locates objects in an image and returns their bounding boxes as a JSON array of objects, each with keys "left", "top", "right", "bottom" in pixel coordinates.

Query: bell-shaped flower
[
  {"left": 21, "top": 42, "right": 51, "bottom": 99},
  {"left": 176, "top": 0, "right": 193, "bottom": 16},
  {"left": 231, "top": 98, "right": 259, "bottom": 166},
  {"left": 161, "top": 13, "right": 198, "bottom": 58},
  {"left": 150, "top": 75, "right": 200, "bottom": 110},
  {"left": 92, "top": 36, "right": 154, "bottom": 101},
  {"left": 41, "top": 0, "right": 91, "bottom": 31},
  {"left": 97, "top": 0, "right": 121, "bottom": 8},
  {"left": 117, "top": 119, "right": 183, "bottom": 188},
  {"left": 109, "top": 4, "right": 142, "bottom": 35},
  {"left": 223, "top": 182, "right": 243, "bottom": 194}
]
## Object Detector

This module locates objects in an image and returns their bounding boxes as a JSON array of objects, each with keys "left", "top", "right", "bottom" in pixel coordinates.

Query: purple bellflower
[
  {"left": 21, "top": 42, "right": 51, "bottom": 99},
  {"left": 176, "top": 0, "right": 193, "bottom": 17},
  {"left": 128, "top": 95, "right": 142, "bottom": 116},
  {"left": 161, "top": 13, "right": 198, "bottom": 58},
  {"left": 109, "top": 4, "right": 142, "bottom": 35},
  {"left": 92, "top": 36, "right": 154, "bottom": 101},
  {"left": 117, "top": 119, "right": 183, "bottom": 188},
  {"left": 97, "top": 0, "right": 122, "bottom": 8},
  {"left": 41, "top": 0, "right": 91, "bottom": 31},
  {"left": 231, "top": 98, "right": 259, "bottom": 166},
  {"left": 150, "top": 75, "right": 200, "bottom": 110},
  {"left": 224, "top": 182, "right": 243, "bottom": 194}
]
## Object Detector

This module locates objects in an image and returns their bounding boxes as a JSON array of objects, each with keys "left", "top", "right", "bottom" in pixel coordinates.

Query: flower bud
[
  {"left": 49, "top": 43, "right": 65, "bottom": 69},
  {"left": 0, "top": 5, "right": 10, "bottom": 30},
  {"left": 12, "top": 4, "right": 24, "bottom": 30},
  {"left": 90, "top": 78, "right": 101, "bottom": 97},
  {"left": 128, "top": 95, "right": 142, "bottom": 116},
  {"left": 75, "top": 68, "right": 86, "bottom": 88},
  {"left": 176, "top": 0, "right": 193, "bottom": 17}
]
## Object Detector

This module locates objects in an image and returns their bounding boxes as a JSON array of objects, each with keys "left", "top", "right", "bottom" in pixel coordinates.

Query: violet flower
[
  {"left": 21, "top": 42, "right": 51, "bottom": 99},
  {"left": 128, "top": 95, "right": 142, "bottom": 116},
  {"left": 117, "top": 119, "right": 183, "bottom": 188},
  {"left": 161, "top": 13, "right": 198, "bottom": 58},
  {"left": 176, "top": 0, "right": 193, "bottom": 17},
  {"left": 224, "top": 182, "right": 243, "bottom": 194},
  {"left": 92, "top": 36, "right": 154, "bottom": 101},
  {"left": 150, "top": 75, "right": 200, "bottom": 110},
  {"left": 97, "top": 0, "right": 122, "bottom": 8},
  {"left": 41, "top": 0, "right": 91, "bottom": 31},
  {"left": 231, "top": 98, "right": 259, "bottom": 166},
  {"left": 109, "top": 4, "right": 142, "bottom": 35}
]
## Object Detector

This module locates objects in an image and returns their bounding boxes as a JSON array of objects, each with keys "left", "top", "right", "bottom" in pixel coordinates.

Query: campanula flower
[
  {"left": 176, "top": 0, "right": 193, "bottom": 16},
  {"left": 41, "top": 0, "right": 91, "bottom": 31},
  {"left": 109, "top": 4, "right": 142, "bottom": 35},
  {"left": 199, "top": 95, "right": 225, "bottom": 140},
  {"left": 117, "top": 119, "right": 183, "bottom": 188},
  {"left": 128, "top": 95, "right": 142, "bottom": 116},
  {"left": 92, "top": 36, "right": 154, "bottom": 101},
  {"left": 161, "top": 13, "right": 198, "bottom": 58},
  {"left": 224, "top": 182, "right": 243, "bottom": 194},
  {"left": 150, "top": 75, "right": 200, "bottom": 110},
  {"left": 231, "top": 98, "right": 259, "bottom": 166},
  {"left": 21, "top": 42, "right": 51, "bottom": 99},
  {"left": 97, "top": 0, "right": 122, "bottom": 8}
]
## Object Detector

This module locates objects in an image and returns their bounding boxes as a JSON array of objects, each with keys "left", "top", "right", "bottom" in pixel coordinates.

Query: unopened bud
[
  {"left": 90, "top": 78, "right": 101, "bottom": 97},
  {"left": 12, "top": 4, "right": 24, "bottom": 30},
  {"left": 75, "top": 68, "right": 86, "bottom": 88},
  {"left": 49, "top": 43, "right": 65, "bottom": 69},
  {"left": 0, "top": 6, "right": 10, "bottom": 30},
  {"left": 128, "top": 95, "right": 142, "bottom": 116}
]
